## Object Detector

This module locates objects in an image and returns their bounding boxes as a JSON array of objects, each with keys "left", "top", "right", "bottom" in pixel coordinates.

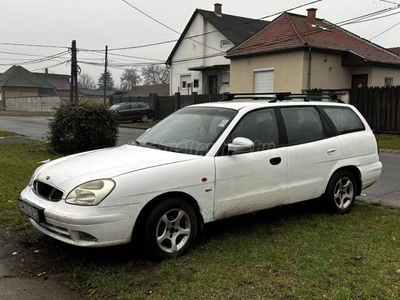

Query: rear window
[{"left": 322, "top": 107, "right": 365, "bottom": 134}]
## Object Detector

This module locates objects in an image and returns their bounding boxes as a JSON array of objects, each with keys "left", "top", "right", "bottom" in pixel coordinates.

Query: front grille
[{"left": 32, "top": 180, "right": 63, "bottom": 201}]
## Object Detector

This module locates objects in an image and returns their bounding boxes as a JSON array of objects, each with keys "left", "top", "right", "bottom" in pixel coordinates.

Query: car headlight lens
[{"left": 66, "top": 179, "right": 115, "bottom": 206}]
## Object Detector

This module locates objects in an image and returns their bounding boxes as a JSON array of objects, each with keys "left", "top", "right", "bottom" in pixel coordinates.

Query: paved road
[
  {"left": 357, "top": 150, "right": 400, "bottom": 208},
  {"left": 0, "top": 116, "right": 145, "bottom": 145}
]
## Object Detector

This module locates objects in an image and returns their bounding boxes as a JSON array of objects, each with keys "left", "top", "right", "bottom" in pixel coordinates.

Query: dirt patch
[{"left": 0, "top": 229, "right": 85, "bottom": 299}]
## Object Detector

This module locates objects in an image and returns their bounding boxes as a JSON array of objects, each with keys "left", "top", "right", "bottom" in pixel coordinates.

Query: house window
[
  {"left": 181, "top": 75, "right": 191, "bottom": 88},
  {"left": 385, "top": 77, "right": 393, "bottom": 87},
  {"left": 222, "top": 72, "right": 229, "bottom": 85},
  {"left": 220, "top": 40, "right": 231, "bottom": 48},
  {"left": 193, "top": 79, "right": 199, "bottom": 88}
]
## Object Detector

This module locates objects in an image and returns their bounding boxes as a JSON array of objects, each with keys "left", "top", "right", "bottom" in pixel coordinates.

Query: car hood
[{"left": 35, "top": 145, "right": 199, "bottom": 189}]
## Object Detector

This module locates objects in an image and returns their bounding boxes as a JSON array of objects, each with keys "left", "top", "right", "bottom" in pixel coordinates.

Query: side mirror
[{"left": 228, "top": 137, "right": 254, "bottom": 154}]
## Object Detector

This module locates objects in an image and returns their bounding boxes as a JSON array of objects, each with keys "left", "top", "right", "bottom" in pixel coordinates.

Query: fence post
[
  {"left": 192, "top": 92, "right": 198, "bottom": 105},
  {"left": 152, "top": 93, "right": 158, "bottom": 119},
  {"left": 174, "top": 92, "right": 181, "bottom": 111}
]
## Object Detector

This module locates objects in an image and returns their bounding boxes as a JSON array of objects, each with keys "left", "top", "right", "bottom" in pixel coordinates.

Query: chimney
[
  {"left": 307, "top": 8, "right": 317, "bottom": 24},
  {"left": 214, "top": 3, "right": 222, "bottom": 15}
]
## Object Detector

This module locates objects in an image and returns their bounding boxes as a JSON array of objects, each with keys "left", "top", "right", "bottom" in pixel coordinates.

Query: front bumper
[{"left": 19, "top": 186, "right": 140, "bottom": 247}]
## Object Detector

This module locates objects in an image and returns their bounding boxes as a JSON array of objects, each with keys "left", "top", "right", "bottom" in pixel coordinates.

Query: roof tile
[{"left": 228, "top": 12, "right": 400, "bottom": 66}]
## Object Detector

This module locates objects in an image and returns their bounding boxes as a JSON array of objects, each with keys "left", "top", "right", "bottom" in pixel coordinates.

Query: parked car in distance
[
  {"left": 18, "top": 93, "right": 382, "bottom": 260},
  {"left": 110, "top": 102, "right": 154, "bottom": 122}
]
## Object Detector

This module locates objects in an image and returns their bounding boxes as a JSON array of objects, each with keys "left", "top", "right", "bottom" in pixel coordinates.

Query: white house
[{"left": 166, "top": 3, "right": 267, "bottom": 95}]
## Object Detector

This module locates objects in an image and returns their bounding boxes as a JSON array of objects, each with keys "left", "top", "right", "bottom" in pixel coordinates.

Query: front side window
[
  {"left": 229, "top": 109, "right": 278, "bottom": 152},
  {"left": 136, "top": 107, "right": 237, "bottom": 156},
  {"left": 322, "top": 107, "right": 365, "bottom": 134},
  {"left": 281, "top": 107, "right": 325, "bottom": 144}
]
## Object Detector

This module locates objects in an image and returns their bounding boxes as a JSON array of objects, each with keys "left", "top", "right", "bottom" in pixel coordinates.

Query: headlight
[{"left": 66, "top": 179, "right": 115, "bottom": 206}]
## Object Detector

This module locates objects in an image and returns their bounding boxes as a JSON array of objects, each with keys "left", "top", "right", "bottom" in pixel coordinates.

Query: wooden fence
[
  {"left": 111, "top": 93, "right": 224, "bottom": 119},
  {"left": 350, "top": 86, "right": 400, "bottom": 134}
]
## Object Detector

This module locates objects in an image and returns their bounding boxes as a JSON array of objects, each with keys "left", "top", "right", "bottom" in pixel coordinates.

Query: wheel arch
[
  {"left": 325, "top": 166, "right": 362, "bottom": 196},
  {"left": 132, "top": 191, "right": 204, "bottom": 239}
]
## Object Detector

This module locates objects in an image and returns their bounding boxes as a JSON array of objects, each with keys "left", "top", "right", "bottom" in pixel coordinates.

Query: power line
[
  {"left": 0, "top": 42, "right": 67, "bottom": 49},
  {"left": 121, "top": 0, "right": 180, "bottom": 35},
  {"left": 370, "top": 19, "right": 400, "bottom": 40}
]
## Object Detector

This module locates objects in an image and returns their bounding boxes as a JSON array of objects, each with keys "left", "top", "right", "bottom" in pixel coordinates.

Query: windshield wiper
[{"left": 146, "top": 142, "right": 164, "bottom": 149}]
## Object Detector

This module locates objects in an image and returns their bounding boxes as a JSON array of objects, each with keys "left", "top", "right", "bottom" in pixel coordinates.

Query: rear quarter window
[{"left": 322, "top": 107, "right": 365, "bottom": 134}]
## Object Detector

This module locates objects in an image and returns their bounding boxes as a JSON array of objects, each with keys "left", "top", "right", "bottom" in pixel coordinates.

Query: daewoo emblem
[{"left": 46, "top": 176, "right": 51, "bottom": 181}]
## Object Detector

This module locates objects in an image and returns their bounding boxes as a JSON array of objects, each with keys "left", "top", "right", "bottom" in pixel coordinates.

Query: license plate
[{"left": 18, "top": 199, "right": 44, "bottom": 223}]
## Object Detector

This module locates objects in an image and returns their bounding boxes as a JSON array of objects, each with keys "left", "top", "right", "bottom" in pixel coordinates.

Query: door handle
[
  {"left": 326, "top": 148, "right": 337, "bottom": 155},
  {"left": 269, "top": 157, "right": 281, "bottom": 165}
]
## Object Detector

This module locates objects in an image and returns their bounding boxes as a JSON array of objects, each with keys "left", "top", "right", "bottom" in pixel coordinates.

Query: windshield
[
  {"left": 110, "top": 104, "right": 123, "bottom": 110},
  {"left": 136, "top": 107, "right": 237, "bottom": 156}
]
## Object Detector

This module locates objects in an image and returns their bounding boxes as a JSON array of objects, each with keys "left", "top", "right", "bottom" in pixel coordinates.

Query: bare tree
[
  {"left": 141, "top": 65, "right": 169, "bottom": 85},
  {"left": 78, "top": 73, "right": 96, "bottom": 89},
  {"left": 120, "top": 68, "right": 141, "bottom": 91}
]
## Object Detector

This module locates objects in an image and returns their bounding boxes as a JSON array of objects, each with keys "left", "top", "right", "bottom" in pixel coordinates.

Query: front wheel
[
  {"left": 144, "top": 198, "right": 197, "bottom": 260},
  {"left": 325, "top": 171, "right": 356, "bottom": 214},
  {"left": 140, "top": 114, "right": 149, "bottom": 123}
]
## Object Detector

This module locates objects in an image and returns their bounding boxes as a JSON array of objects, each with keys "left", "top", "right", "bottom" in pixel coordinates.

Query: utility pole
[
  {"left": 70, "top": 40, "right": 78, "bottom": 103},
  {"left": 104, "top": 45, "right": 108, "bottom": 105}
]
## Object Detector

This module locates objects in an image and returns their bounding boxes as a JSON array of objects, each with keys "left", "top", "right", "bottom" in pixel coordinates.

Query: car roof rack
[
  {"left": 221, "top": 92, "right": 291, "bottom": 101},
  {"left": 221, "top": 92, "right": 345, "bottom": 103}
]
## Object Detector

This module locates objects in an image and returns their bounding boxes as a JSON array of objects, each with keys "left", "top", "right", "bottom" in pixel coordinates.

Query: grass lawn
[
  {"left": 376, "top": 134, "right": 400, "bottom": 150},
  {"left": 1, "top": 138, "right": 400, "bottom": 299},
  {"left": 0, "top": 130, "right": 19, "bottom": 138}
]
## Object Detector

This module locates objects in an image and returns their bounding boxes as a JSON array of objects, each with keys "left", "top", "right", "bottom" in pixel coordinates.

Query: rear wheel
[
  {"left": 325, "top": 171, "right": 356, "bottom": 214},
  {"left": 144, "top": 198, "right": 197, "bottom": 260}
]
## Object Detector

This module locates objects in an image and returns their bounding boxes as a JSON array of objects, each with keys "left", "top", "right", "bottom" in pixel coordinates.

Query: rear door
[
  {"left": 214, "top": 108, "right": 287, "bottom": 219},
  {"left": 280, "top": 106, "right": 341, "bottom": 204}
]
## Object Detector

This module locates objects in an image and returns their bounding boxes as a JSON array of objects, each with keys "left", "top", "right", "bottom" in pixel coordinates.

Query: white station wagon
[{"left": 18, "top": 94, "right": 382, "bottom": 260}]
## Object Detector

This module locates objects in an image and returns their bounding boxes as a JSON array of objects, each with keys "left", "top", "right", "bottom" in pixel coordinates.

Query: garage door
[{"left": 254, "top": 69, "right": 274, "bottom": 93}]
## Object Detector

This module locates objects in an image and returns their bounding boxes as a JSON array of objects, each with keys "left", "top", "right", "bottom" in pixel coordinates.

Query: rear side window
[
  {"left": 322, "top": 107, "right": 365, "bottom": 134},
  {"left": 281, "top": 107, "right": 325, "bottom": 144}
]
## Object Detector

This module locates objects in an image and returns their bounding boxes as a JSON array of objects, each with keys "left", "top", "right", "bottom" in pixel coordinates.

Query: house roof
[
  {"left": 166, "top": 9, "right": 268, "bottom": 65},
  {"left": 127, "top": 84, "right": 169, "bottom": 96},
  {"left": 0, "top": 65, "right": 70, "bottom": 90},
  {"left": 227, "top": 12, "right": 400, "bottom": 67},
  {"left": 34, "top": 72, "right": 70, "bottom": 90},
  {"left": 197, "top": 9, "right": 268, "bottom": 45},
  {"left": 79, "top": 89, "right": 118, "bottom": 97},
  {"left": 389, "top": 47, "right": 400, "bottom": 56}
]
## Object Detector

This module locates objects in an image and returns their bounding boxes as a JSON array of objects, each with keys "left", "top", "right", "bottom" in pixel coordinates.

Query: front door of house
[
  {"left": 208, "top": 75, "right": 218, "bottom": 94},
  {"left": 352, "top": 74, "right": 368, "bottom": 88}
]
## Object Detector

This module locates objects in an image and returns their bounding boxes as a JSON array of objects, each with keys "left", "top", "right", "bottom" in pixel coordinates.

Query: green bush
[{"left": 48, "top": 102, "right": 119, "bottom": 154}]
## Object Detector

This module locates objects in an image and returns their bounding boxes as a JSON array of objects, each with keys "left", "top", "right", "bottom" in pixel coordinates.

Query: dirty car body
[{"left": 19, "top": 99, "right": 382, "bottom": 260}]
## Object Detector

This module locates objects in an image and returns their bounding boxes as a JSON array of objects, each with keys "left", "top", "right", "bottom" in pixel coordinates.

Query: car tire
[
  {"left": 140, "top": 114, "right": 149, "bottom": 123},
  {"left": 144, "top": 198, "right": 197, "bottom": 260},
  {"left": 325, "top": 171, "right": 356, "bottom": 214}
]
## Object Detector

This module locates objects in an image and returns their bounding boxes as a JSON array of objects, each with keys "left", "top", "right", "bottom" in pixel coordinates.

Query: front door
[
  {"left": 214, "top": 108, "right": 287, "bottom": 219},
  {"left": 352, "top": 74, "right": 368, "bottom": 88},
  {"left": 208, "top": 75, "right": 218, "bottom": 94}
]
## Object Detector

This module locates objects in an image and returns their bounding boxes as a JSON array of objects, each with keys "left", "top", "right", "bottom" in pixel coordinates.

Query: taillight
[{"left": 374, "top": 134, "right": 380, "bottom": 155}]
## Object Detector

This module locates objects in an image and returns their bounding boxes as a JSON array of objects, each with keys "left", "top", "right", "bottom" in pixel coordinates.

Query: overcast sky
[{"left": 1, "top": 0, "right": 399, "bottom": 87}]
